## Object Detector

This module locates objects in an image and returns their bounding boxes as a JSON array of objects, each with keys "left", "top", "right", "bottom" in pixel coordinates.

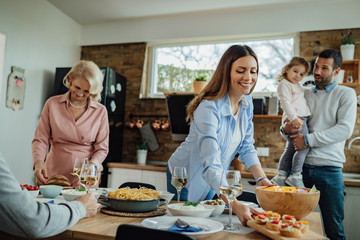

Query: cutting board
[{"left": 247, "top": 220, "right": 328, "bottom": 240}]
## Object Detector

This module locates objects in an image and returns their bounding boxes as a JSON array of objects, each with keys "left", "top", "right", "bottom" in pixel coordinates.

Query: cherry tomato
[
  {"left": 281, "top": 223, "right": 289, "bottom": 228},
  {"left": 27, "top": 186, "right": 34, "bottom": 191},
  {"left": 272, "top": 218, "right": 280, "bottom": 224},
  {"left": 34, "top": 185, "right": 39, "bottom": 190},
  {"left": 23, "top": 184, "right": 28, "bottom": 188},
  {"left": 258, "top": 214, "right": 266, "bottom": 220},
  {"left": 293, "top": 222, "right": 302, "bottom": 229}
]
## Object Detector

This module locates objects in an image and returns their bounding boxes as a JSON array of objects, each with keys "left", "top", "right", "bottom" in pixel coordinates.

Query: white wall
[
  {"left": 81, "top": 0, "right": 360, "bottom": 45},
  {"left": 0, "top": 0, "right": 81, "bottom": 184}
]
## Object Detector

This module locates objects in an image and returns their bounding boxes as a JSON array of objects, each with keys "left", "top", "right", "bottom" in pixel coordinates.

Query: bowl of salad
[{"left": 167, "top": 202, "right": 215, "bottom": 218}]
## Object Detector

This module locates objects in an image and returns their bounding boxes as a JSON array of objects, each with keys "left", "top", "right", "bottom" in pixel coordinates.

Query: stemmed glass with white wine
[
  {"left": 80, "top": 162, "right": 99, "bottom": 193},
  {"left": 220, "top": 170, "right": 243, "bottom": 231},
  {"left": 171, "top": 167, "right": 188, "bottom": 202},
  {"left": 73, "top": 157, "right": 88, "bottom": 189}
]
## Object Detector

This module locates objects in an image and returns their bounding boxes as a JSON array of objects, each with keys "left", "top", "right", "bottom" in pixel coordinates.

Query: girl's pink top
[
  {"left": 32, "top": 92, "right": 109, "bottom": 185},
  {"left": 277, "top": 79, "right": 311, "bottom": 123}
]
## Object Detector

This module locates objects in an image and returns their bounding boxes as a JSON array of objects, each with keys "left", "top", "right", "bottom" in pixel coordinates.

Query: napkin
[{"left": 168, "top": 223, "right": 202, "bottom": 233}]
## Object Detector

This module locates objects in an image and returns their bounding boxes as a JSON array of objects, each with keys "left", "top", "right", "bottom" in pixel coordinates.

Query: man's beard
[{"left": 314, "top": 73, "right": 333, "bottom": 86}]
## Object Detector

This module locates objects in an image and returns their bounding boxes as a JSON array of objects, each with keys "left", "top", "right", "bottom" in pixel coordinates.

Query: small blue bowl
[{"left": 40, "top": 185, "right": 63, "bottom": 198}]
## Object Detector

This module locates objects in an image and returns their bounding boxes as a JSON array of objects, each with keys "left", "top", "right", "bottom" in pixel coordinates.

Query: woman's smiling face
[
  {"left": 228, "top": 55, "right": 258, "bottom": 97},
  {"left": 70, "top": 77, "right": 90, "bottom": 103}
]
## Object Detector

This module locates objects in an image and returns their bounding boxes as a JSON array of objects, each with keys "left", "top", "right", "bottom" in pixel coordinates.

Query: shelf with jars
[{"left": 340, "top": 59, "right": 360, "bottom": 87}]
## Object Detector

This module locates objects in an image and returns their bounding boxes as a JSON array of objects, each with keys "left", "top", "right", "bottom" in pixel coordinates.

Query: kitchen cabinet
[
  {"left": 108, "top": 167, "right": 166, "bottom": 191},
  {"left": 344, "top": 186, "right": 360, "bottom": 240},
  {"left": 340, "top": 59, "right": 360, "bottom": 87}
]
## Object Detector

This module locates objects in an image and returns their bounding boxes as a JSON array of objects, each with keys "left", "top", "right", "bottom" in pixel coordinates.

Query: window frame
[{"left": 142, "top": 33, "right": 299, "bottom": 99}]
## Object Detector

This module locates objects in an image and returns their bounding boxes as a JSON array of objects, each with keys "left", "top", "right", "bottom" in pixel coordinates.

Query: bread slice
[
  {"left": 299, "top": 220, "right": 310, "bottom": 233},
  {"left": 279, "top": 228, "right": 302, "bottom": 238},
  {"left": 265, "top": 218, "right": 281, "bottom": 231},
  {"left": 279, "top": 223, "right": 302, "bottom": 238},
  {"left": 46, "top": 175, "right": 71, "bottom": 186},
  {"left": 254, "top": 213, "right": 267, "bottom": 224},
  {"left": 282, "top": 214, "right": 296, "bottom": 224}
]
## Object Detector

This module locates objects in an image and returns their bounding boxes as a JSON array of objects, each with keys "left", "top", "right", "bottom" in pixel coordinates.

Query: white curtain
[{"left": 139, "top": 43, "right": 149, "bottom": 99}]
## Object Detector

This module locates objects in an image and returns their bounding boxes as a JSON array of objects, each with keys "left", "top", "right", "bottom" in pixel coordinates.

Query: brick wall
[{"left": 81, "top": 28, "right": 360, "bottom": 173}]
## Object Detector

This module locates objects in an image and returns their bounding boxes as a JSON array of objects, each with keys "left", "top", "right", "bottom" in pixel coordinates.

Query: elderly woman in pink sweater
[{"left": 32, "top": 60, "right": 109, "bottom": 186}]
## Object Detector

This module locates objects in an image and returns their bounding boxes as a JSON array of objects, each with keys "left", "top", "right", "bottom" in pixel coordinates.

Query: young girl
[{"left": 271, "top": 57, "right": 310, "bottom": 188}]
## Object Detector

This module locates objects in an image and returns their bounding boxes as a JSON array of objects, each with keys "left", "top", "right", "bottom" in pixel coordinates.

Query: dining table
[{"left": 0, "top": 197, "right": 326, "bottom": 240}]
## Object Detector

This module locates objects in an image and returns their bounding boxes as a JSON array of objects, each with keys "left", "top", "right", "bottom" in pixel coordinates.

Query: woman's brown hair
[
  {"left": 277, "top": 57, "right": 309, "bottom": 82},
  {"left": 186, "top": 45, "right": 259, "bottom": 122}
]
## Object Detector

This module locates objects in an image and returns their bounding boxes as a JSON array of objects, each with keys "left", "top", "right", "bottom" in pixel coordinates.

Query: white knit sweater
[{"left": 305, "top": 84, "right": 357, "bottom": 167}]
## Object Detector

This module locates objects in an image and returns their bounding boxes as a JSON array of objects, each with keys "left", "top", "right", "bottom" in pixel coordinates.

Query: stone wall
[{"left": 81, "top": 28, "right": 360, "bottom": 173}]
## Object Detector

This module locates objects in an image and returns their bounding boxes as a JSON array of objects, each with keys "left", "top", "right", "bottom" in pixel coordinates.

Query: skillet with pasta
[{"left": 107, "top": 187, "right": 161, "bottom": 200}]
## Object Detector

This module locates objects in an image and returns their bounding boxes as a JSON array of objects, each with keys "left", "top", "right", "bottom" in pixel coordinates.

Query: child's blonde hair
[{"left": 277, "top": 57, "right": 309, "bottom": 82}]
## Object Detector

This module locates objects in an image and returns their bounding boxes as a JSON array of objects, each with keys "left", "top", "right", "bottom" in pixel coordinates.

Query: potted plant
[
  {"left": 193, "top": 75, "right": 208, "bottom": 93},
  {"left": 136, "top": 142, "right": 148, "bottom": 165},
  {"left": 340, "top": 32, "right": 356, "bottom": 60}
]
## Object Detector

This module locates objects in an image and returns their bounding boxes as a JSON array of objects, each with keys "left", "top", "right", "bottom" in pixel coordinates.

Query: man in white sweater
[
  {"left": 282, "top": 49, "right": 357, "bottom": 240},
  {"left": 0, "top": 152, "right": 101, "bottom": 238}
]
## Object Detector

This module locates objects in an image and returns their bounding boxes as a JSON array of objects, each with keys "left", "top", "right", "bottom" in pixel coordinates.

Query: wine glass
[
  {"left": 171, "top": 167, "right": 188, "bottom": 202},
  {"left": 80, "top": 162, "right": 99, "bottom": 193},
  {"left": 74, "top": 158, "right": 88, "bottom": 189},
  {"left": 220, "top": 170, "right": 243, "bottom": 231}
]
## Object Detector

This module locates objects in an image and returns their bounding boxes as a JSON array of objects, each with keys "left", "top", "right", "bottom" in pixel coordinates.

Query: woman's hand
[
  {"left": 34, "top": 160, "right": 48, "bottom": 185},
  {"left": 258, "top": 177, "right": 273, "bottom": 186},
  {"left": 232, "top": 199, "right": 260, "bottom": 226}
]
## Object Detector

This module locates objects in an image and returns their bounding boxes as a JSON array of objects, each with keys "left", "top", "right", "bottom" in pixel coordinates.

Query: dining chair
[
  {"left": 115, "top": 224, "right": 195, "bottom": 240},
  {"left": 119, "top": 181, "right": 156, "bottom": 190},
  {"left": 236, "top": 190, "right": 258, "bottom": 205},
  {"left": 212, "top": 190, "right": 258, "bottom": 205}
]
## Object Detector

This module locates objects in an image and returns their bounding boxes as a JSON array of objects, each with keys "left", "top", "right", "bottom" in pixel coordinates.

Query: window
[{"left": 142, "top": 34, "right": 297, "bottom": 98}]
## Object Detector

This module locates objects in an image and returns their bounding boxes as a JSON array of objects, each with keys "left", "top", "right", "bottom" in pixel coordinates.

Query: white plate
[{"left": 141, "top": 216, "right": 223, "bottom": 237}]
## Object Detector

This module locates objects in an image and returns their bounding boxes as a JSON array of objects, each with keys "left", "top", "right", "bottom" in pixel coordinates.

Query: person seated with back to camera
[{"left": 0, "top": 151, "right": 101, "bottom": 239}]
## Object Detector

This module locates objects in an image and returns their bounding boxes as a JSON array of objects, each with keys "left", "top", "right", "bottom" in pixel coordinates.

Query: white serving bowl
[
  {"left": 167, "top": 203, "right": 214, "bottom": 218},
  {"left": 40, "top": 185, "right": 63, "bottom": 198},
  {"left": 158, "top": 191, "right": 175, "bottom": 204},
  {"left": 61, "top": 189, "right": 102, "bottom": 201},
  {"left": 25, "top": 189, "right": 40, "bottom": 198},
  {"left": 200, "top": 199, "right": 225, "bottom": 217}
]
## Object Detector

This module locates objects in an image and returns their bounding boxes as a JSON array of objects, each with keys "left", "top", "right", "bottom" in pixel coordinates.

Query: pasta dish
[{"left": 107, "top": 187, "right": 161, "bottom": 200}]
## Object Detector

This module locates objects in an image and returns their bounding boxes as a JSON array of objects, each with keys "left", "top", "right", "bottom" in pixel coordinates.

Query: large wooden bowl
[{"left": 255, "top": 186, "right": 320, "bottom": 219}]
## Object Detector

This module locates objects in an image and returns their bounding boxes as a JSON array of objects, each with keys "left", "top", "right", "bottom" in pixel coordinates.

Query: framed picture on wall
[{"left": 0, "top": 32, "right": 6, "bottom": 99}]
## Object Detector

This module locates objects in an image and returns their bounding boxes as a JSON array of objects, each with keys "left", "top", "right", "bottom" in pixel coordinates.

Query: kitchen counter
[
  {"left": 108, "top": 162, "right": 360, "bottom": 187},
  {"left": 0, "top": 208, "right": 325, "bottom": 240}
]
